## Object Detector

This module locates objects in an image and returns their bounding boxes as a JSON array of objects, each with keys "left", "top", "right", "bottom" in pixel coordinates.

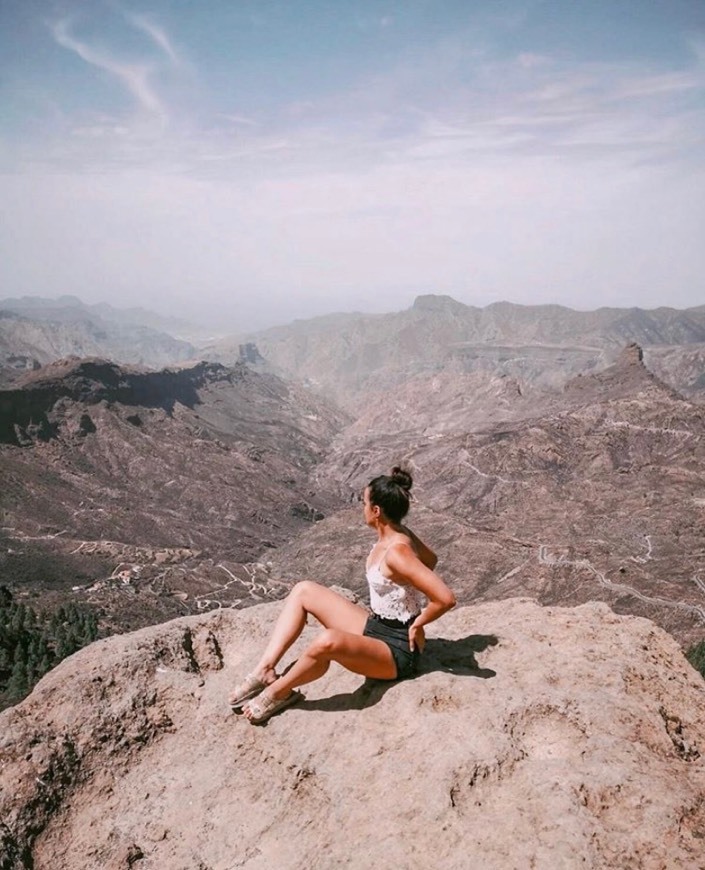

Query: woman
[{"left": 229, "top": 467, "right": 456, "bottom": 724}]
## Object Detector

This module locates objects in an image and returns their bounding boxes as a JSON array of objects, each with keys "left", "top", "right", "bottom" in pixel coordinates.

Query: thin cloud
[
  {"left": 218, "top": 113, "right": 259, "bottom": 127},
  {"left": 51, "top": 18, "right": 167, "bottom": 120},
  {"left": 610, "top": 71, "right": 702, "bottom": 100},
  {"left": 127, "top": 13, "right": 180, "bottom": 66}
]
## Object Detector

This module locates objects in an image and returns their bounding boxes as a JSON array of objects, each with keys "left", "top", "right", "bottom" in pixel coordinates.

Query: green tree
[
  {"left": 6, "top": 658, "right": 29, "bottom": 702},
  {"left": 0, "top": 589, "right": 101, "bottom": 710},
  {"left": 686, "top": 640, "right": 705, "bottom": 679}
]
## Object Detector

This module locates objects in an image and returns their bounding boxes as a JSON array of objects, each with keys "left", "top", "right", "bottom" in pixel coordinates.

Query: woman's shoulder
[{"left": 386, "top": 533, "right": 417, "bottom": 558}]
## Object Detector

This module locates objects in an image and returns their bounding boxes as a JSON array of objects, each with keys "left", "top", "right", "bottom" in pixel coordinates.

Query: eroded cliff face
[{"left": 1, "top": 599, "right": 704, "bottom": 869}]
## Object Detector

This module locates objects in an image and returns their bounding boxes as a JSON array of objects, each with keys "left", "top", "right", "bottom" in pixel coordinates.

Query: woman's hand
[{"left": 409, "top": 623, "right": 426, "bottom": 653}]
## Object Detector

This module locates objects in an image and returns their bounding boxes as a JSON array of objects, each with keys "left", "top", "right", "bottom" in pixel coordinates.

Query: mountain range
[
  {"left": 2, "top": 293, "right": 705, "bottom": 867},
  {"left": 206, "top": 295, "right": 705, "bottom": 405},
  {"left": 0, "top": 296, "right": 198, "bottom": 383},
  {"left": 1, "top": 295, "right": 704, "bottom": 648}
]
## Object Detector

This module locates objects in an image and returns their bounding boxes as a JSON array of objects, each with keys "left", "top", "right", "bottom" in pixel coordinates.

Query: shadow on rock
[
  {"left": 296, "top": 633, "right": 499, "bottom": 715},
  {"left": 421, "top": 633, "right": 499, "bottom": 678}
]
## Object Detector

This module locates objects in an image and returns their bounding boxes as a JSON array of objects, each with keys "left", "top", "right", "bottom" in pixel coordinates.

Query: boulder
[{"left": 1, "top": 599, "right": 704, "bottom": 869}]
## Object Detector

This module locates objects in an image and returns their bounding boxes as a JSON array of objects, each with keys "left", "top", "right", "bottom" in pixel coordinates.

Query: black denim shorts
[{"left": 363, "top": 613, "right": 420, "bottom": 680}]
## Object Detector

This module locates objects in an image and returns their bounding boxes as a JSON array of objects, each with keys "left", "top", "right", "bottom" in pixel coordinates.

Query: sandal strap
[
  {"left": 238, "top": 673, "right": 263, "bottom": 693},
  {"left": 248, "top": 690, "right": 276, "bottom": 716},
  {"left": 246, "top": 690, "right": 301, "bottom": 722},
  {"left": 230, "top": 673, "right": 267, "bottom": 707}
]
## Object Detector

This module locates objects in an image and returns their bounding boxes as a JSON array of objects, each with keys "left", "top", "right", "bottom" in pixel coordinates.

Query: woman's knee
[
  {"left": 290, "top": 580, "right": 323, "bottom": 605},
  {"left": 308, "top": 628, "right": 341, "bottom": 658}
]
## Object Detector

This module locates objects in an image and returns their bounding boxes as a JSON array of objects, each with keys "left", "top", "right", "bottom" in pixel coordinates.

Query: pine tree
[
  {"left": 0, "top": 589, "right": 101, "bottom": 710},
  {"left": 6, "top": 658, "right": 29, "bottom": 702},
  {"left": 687, "top": 640, "right": 705, "bottom": 679}
]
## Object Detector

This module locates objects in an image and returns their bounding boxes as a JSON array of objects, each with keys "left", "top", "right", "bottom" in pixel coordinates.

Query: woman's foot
[
  {"left": 243, "top": 688, "right": 303, "bottom": 724},
  {"left": 228, "top": 667, "right": 277, "bottom": 710}
]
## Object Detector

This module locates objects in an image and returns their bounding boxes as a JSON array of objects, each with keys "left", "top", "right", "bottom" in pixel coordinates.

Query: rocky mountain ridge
[
  {"left": 1, "top": 357, "right": 227, "bottom": 445},
  {"left": 1, "top": 598, "right": 704, "bottom": 869},
  {"left": 270, "top": 344, "right": 705, "bottom": 649},
  {"left": 205, "top": 295, "right": 705, "bottom": 406},
  {"left": 0, "top": 358, "right": 350, "bottom": 635},
  {"left": 0, "top": 297, "right": 197, "bottom": 383},
  {"left": 4, "top": 294, "right": 705, "bottom": 405}
]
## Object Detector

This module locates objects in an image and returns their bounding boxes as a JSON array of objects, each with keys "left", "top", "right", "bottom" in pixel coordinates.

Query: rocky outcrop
[
  {"left": 1, "top": 599, "right": 704, "bottom": 869},
  {"left": 561, "top": 341, "right": 683, "bottom": 405}
]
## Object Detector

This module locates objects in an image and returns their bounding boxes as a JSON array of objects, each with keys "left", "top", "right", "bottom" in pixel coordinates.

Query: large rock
[{"left": 1, "top": 599, "right": 704, "bottom": 869}]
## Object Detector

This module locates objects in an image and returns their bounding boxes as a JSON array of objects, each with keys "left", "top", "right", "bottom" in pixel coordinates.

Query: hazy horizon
[
  {"left": 2, "top": 1, "right": 704, "bottom": 331},
  {"left": 3, "top": 290, "right": 704, "bottom": 340}
]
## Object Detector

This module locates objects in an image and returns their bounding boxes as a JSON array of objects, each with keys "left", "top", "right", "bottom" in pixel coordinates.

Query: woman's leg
[
  {"left": 229, "top": 581, "right": 368, "bottom": 704},
  {"left": 243, "top": 629, "right": 396, "bottom": 719}
]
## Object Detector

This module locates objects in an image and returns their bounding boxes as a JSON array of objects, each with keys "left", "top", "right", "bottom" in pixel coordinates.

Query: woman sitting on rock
[{"left": 229, "top": 467, "right": 456, "bottom": 724}]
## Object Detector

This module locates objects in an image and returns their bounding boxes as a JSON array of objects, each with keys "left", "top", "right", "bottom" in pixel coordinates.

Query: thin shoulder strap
[{"left": 378, "top": 540, "right": 402, "bottom": 573}]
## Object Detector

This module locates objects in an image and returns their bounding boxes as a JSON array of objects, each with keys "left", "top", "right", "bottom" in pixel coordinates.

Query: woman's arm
[
  {"left": 399, "top": 525, "right": 438, "bottom": 569},
  {"left": 385, "top": 542, "right": 456, "bottom": 651}
]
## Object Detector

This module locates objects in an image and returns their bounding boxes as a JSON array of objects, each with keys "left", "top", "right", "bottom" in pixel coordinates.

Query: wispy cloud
[
  {"left": 361, "top": 47, "right": 705, "bottom": 167},
  {"left": 52, "top": 18, "right": 167, "bottom": 119},
  {"left": 217, "top": 113, "right": 259, "bottom": 127},
  {"left": 610, "top": 70, "right": 702, "bottom": 100},
  {"left": 126, "top": 12, "right": 181, "bottom": 66},
  {"left": 3, "top": 2, "right": 704, "bottom": 322}
]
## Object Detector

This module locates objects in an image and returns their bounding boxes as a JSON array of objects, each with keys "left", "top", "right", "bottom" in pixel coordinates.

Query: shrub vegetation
[
  {"left": 686, "top": 639, "right": 705, "bottom": 680},
  {"left": 0, "top": 586, "right": 99, "bottom": 710}
]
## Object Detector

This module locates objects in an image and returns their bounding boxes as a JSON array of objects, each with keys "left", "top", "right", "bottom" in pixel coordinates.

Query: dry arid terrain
[
  {"left": 0, "top": 357, "right": 349, "bottom": 633},
  {"left": 208, "top": 295, "right": 705, "bottom": 405},
  {"left": 2, "top": 339, "right": 704, "bottom": 647},
  {"left": 2, "top": 296, "right": 705, "bottom": 868}
]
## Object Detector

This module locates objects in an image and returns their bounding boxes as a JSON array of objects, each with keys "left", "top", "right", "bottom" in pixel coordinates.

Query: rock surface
[{"left": 1, "top": 599, "right": 704, "bottom": 869}]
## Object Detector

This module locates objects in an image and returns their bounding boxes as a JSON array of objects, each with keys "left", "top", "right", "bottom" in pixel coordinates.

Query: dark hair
[{"left": 367, "top": 466, "right": 413, "bottom": 523}]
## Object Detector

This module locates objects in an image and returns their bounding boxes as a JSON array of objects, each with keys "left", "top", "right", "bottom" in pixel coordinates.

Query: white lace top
[{"left": 366, "top": 556, "right": 424, "bottom": 622}]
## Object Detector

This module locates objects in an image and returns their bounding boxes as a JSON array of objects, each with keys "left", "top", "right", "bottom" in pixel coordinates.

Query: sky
[{"left": 1, "top": 0, "right": 704, "bottom": 331}]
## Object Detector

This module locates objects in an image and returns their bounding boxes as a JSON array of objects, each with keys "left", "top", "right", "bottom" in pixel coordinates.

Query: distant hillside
[
  {"left": 202, "top": 295, "right": 705, "bottom": 405},
  {"left": 0, "top": 357, "right": 350, "bottom": 634},
  {"left": 0, "top": 296, "right": 197, "bottom": 382},
  {"left": 276, "top": 345, "right": 705, "bottom": 648}
]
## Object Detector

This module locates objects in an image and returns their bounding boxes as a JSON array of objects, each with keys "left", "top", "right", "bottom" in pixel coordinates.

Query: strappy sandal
[
  {"left": 229, "top": 673, "right": 271, "bottom": 710},
  {"left": 244, "top": 689, "right": 304, "bottom": 724}
]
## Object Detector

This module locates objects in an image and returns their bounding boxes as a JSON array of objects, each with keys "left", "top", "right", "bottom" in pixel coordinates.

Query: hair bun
[{"left": 390, "top": 466, "right": 413, "bottom": 492}]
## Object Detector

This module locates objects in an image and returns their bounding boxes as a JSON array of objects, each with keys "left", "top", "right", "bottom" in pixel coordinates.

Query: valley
[
  {"left": 1, "top": 296, "right": 704, "bottom": 697},
  {"left": 0, "top": 357, "right": 349, "bottom": 641}
]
